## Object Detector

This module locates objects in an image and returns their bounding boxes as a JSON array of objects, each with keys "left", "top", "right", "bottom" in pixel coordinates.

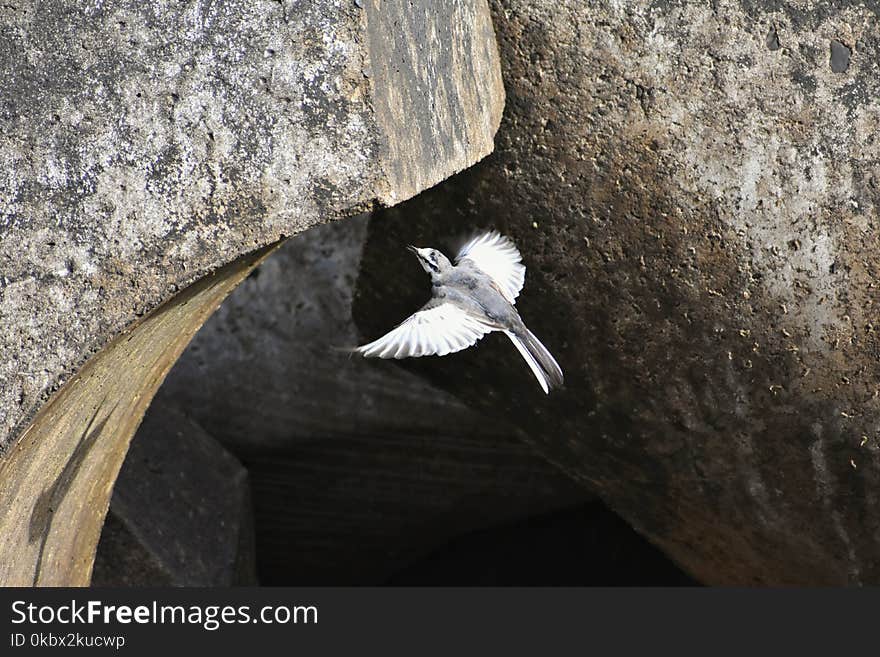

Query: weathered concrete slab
[
  {"left": 0, "top": 0, "right": 503, "bottom": 447},
  {"left": 355, "top": 1, "right": 880, "bottom": 585},
  {"left": 0, "top": 244, "right": 271, "bottom": 585},
  {"left": 93, "top": 401, "right": 255, "bottom": 586},
  {"left": 0, "top": 0, "right": 504, "bottom": 585}
]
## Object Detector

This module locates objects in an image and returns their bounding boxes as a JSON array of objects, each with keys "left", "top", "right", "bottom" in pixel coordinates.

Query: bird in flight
[{"left": 356, "top": 231, "right": 563, "bottom": 393}]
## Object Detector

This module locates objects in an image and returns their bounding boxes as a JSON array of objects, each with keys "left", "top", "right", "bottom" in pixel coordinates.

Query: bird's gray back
[{"left": 436, "top": 260, "right": 521, "bottom": 329}]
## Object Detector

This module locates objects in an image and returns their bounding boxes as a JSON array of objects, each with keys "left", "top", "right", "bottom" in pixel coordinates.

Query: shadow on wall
[
  {"left": 389, "top": 502, "right": 694, "bottom": 586},
  {"left": 353, "top": 0, "right": 880, "bottom": 586},
  {"left": 94, "top": 215, "right": 691, "bottom": 585}
]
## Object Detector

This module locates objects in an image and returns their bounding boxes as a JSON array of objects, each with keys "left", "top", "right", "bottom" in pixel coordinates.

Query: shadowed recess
[{"left": 0, "top": 243, "right": 277, "bottom": 586}]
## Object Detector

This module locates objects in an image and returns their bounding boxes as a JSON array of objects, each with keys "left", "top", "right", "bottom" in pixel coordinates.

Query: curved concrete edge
[
  {"left": 0, "top": 0, "right": 505, "bottom": 451},
  {"left": 0, "top": 0, "right": 505, "bottom": 586},
  {"left": 364, "top": 0, "right": 505, "bottom": 203},
  {"left": 0, "top": 243, "right": 277, "bottom": 585}
]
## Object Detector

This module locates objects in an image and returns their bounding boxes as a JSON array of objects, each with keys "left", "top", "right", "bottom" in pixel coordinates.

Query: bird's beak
[{"left": 406, "top": 245, "right": 419, "bottom": 255}]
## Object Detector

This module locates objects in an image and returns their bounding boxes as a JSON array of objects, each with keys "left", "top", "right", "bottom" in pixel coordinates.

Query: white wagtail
[{"left": 356, "top": 231, "right": 563, "bottom": 393}]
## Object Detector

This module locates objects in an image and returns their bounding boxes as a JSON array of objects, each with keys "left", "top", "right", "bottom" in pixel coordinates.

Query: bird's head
[{"left": 408, "top": 245, "right": 452, "bottom": 276}]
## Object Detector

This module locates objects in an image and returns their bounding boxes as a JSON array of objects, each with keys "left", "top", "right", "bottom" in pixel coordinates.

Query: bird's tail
[{"left": 503, "top": 327, "right": 564, "bottom": 394}]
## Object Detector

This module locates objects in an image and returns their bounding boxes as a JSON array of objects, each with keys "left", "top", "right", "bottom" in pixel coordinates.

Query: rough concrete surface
[
  {"left": 0, "top": 0, "right": 503, "bottom": 447},
  {"left": 355, "top": 0, "right": 880, "bottom": 585},
  {"left": 0, "top": 244, "right": 270, "bottom": 585},
  {"left": 0, "top": 0, "right": 504, "bottom": 586}
]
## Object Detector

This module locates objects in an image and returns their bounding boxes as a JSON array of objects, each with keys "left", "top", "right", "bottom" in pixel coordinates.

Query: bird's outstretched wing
[
  {"left": 455, "top": 231, "right": 526, "bottom": 304},
  {"left": 356, "top": 301, "right": 494, "bottom": 359}
]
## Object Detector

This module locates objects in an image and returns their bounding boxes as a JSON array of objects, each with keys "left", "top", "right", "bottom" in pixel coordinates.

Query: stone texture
[
  {"left": 0, "top": 0, "right": 504, "bottom": 586},
  {"left": 0, "top": 0, "right": 504, "bottom": 447},
  {"left": 354, "top": 0, "right": 880, "bottom": 585},
  {"left": 154, "top": 215, "right": 587, "bottom": 583},
  {"left": 0, "top": 245, "right": 271, "bottom": 585},
  {"left": 92, "top": 401, "right": 256, "bottom": 586}
]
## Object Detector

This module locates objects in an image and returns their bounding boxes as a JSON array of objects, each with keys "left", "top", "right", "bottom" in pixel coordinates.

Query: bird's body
[
  {"left": 434, "top": 261, "right": 509, "bottom": 325},
  {"left": 356, "top": 231, "right": 563, "bottom": 393}
]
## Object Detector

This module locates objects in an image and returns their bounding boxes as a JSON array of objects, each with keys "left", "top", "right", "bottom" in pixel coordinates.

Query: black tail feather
[
  {"left": 504, "top": 327, "right": 564, "bottom": 393},
  {"left": 521, "top": 327, "right": 564, "bottom": 389}
]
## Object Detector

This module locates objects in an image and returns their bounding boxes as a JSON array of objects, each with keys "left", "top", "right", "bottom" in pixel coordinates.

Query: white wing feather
[
  {"left": 356, "top": 303, "right": 493, "bottom": 359},
  {"left": 455, "top": 231, "right": 526, "bottom": 304}
]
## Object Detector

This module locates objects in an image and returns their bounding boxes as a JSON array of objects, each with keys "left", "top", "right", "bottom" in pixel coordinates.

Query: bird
[{"left": 355, "top": 231, "right": 564, "bottom": 393}]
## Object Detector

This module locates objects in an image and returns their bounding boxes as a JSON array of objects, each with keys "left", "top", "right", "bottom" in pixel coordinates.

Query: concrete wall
[
  {"left": 354, "top": 0, "right": 880, "bottom": 585},
  {"left": 0, "top": 0, "right": 504, "bottom": 585}
]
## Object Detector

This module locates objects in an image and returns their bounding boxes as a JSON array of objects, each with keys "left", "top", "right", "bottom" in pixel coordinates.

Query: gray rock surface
[
  {"left": 0, "top": 0, "right": 504, "bottom": 587},
  {"left": 0, "top": 0, "right": 504, "bottom": 447},
  {"left": 93, "top": 401, "right": 255, "bottom": 586},
  {"left": 354, "top": 0, "right": 880, "bottom": 585},
  {"left": 155, "top": 215, "right": 587, "bottom": 583}
]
